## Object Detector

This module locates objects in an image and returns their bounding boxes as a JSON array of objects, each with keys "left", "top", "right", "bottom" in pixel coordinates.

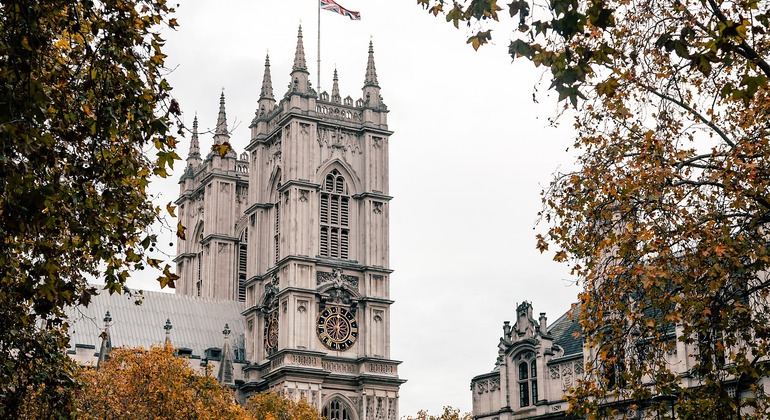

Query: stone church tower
[{"left": 174, "top": 27, "right": 403, "bottom": 420}]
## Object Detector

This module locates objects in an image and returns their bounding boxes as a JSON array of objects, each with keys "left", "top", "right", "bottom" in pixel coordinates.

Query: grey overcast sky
[{"left": 127, "top": 0, "right": 580, "bottom": 416}]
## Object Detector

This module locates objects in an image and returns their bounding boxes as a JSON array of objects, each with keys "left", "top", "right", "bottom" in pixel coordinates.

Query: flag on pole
[{"left": 320, "top": 0, "right": 361, "bottom": 20}]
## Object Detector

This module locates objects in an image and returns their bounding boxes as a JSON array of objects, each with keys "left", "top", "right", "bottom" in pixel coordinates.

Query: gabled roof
[
  {"left": 547, "top": 305, "right": 583, "bottom": 358},
  {"left": 66, "top": 289, "right": 246, "bottom": 359}
]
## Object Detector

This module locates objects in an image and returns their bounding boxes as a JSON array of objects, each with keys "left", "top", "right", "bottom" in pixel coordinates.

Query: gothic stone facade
[
  {"left": 173, "top": 28, "right": 403, "bottom": 420},
  {"left": 471, "top": 301, "right": 770, "bottom": 419}
]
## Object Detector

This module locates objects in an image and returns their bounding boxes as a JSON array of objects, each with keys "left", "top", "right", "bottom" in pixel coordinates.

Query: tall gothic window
[
  {"left": 237, "top": 229, "right": 247, "bottom": 302},
  {"left": 319, "top": 170, "right": 349, "bottom": 259},
  {"left": 196, "top": 251, "right": 202, "bottom": 297},
  {"left": 274, "top": 180, "right": 281, "bottom": 264},
  {"left": 516, "top": 351, "right": 538, "bottom": 407}
]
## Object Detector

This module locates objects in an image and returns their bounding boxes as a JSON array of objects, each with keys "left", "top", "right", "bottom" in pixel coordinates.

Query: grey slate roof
[
  {"left": 66, "top": 289, "right": 246, "bottom": 359},
  {"left": 547, "top": 305, "right": 583, "bottom": 358}
]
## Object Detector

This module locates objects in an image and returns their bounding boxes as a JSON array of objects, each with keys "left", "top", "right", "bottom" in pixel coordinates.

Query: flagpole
[{"left": 317, "top": 0, "right": 321, "bottom": 92}]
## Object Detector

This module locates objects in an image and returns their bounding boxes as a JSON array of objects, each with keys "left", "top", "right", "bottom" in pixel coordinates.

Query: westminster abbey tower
[{"left": 173, "top": 27, "right": 403, "bottom": 420}]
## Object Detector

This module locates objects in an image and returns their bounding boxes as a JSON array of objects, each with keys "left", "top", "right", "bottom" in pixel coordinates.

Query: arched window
[
  {"left": 322, "top": 398, "right": 352, "bottom": 420},
  {"left": 602, "top": 341, "right": 627, "bottom": 389},
  {"left": 319, "top": 170, "right": 350, "bottom": 259},
  {"left": 237, "top": 228, "right": 247, "bottom": 302},
  {"left": 273, "top": 178, "right": 281, "bottom": 264},
  {"left": 516, "top": 351, "right": 538, "bottom": 407}
]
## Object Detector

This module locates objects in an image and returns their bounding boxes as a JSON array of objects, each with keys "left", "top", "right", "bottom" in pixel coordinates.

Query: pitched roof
[
  {"left": 66, "top": 289, "right": 246, "bottom": 359},
  {"left": 547, "top": 305, "right": 583, "bottom": 358}
]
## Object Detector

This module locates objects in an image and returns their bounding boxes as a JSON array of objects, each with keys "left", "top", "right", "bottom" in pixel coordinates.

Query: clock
[
  {"left": 316, "top": 306, "right": 358, "bottom": 351},
  {"left": 264, "top": 311, "right": 279, "bottom": 355}
]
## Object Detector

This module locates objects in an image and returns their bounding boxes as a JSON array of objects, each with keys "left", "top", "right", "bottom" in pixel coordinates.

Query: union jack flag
[{"left": 320, "top": 0, "right": 361, "bottom": 20}]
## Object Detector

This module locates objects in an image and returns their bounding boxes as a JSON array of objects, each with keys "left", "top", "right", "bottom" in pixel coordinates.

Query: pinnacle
[
  {"left": 293, "top": 25, "right": 307, "bottom": 72},
  {"left": 215, "top": 91, "right": 229, "bottom": 142},
  {"left": 260, "top": 54, "right": 274, "bottom": 100},
  {"left": 364, "top": 40, "right": 379, "bottom": 87},
  {"left": 332, "top": 68, "right": 341, "bottom": 102},
  {"left": 189, "top": 113, "right": 200, "bottom": 157}
]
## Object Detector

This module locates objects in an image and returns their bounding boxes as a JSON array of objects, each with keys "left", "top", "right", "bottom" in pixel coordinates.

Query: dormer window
[{"left": 516, "top": 351, "right": 538, "bottom": 407}]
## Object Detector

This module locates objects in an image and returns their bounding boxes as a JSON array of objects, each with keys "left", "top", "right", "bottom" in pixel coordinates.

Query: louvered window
[
  {"left": 319, "top": 170, "right": 350, "bottom": 259},
  {"left": 196, "top": 251, "right": 202, "bottom": 297},
  {"left": 237, "top": 229, "right": 247, "bottom": 302},
  {"left": 274, "top": 202, "right": 280, "bottom": 264}
]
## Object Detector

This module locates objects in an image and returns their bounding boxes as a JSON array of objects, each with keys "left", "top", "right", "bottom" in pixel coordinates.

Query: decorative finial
[
  {"left": 223, "top": 323, "right": 231, "bottom": 337},
  {"left": 103, "top": 311, "right": 112, "bottom": 324},
  {"left": 164, "top": 318, "right": 172, "bottom": 344}
]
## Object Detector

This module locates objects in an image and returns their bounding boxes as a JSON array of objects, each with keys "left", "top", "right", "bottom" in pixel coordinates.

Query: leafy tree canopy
[
  {"left": 245, "top": 392, "right": 323, "bottom": 420},
  {"left": 419, "top": 0, "right": 770, "bottom": 418},
  {"left": 75, "top": 345, "right": 248, "bottom": 420},
  {"left": 401, "top": 406, "right": 473, "bottom": 420},
  {"left": 0, "top": 0, "right": 180, "bottom": 416}
]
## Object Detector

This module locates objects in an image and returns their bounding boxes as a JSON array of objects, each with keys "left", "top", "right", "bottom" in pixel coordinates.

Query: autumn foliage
[
  {"left": 401, "top": 406, "right": 473, "bottom": 420},
  {"left": 420, "top": 0, "right": 770, "bottom": 417},
  {"left": 75, "top": 345, "right": 248, "bottom": 420},
  {"left": 245, "top": 392, "right": 323, "bottom": 420},
  {"left": 0, "top": 0, "right": 182, "bottom": 416},
  {"left": 72, "top": 344, "right": 325, "bottom": 419}
]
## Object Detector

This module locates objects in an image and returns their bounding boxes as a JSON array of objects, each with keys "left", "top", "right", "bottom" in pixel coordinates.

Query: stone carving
[
  {"left": 316, "top": 268, "right": 359, "bottom": 290},
  {"left": 290, "top": 354, "right": 317, "bottom": 366},
  {"left": 368, "top": 363, "right": 395, "bottom": 375},
  {"left": 373, "top": 202, "right": 383, "bottom": 214},
  {"left": 562, "top": 363, "right": 573, "bottom": 390},
  {"left": 322, "top": 361, "right": 357, "bottom": 374},
  {"left": 574, "top": 361, "right": 584, "bottom": 375},
  {"left": 261, "top": 275, "right": 279, "bottom": 311},
  {"left": 315, "top": 104, "right": 363, "bottom": 122},
  {"left": 265, "top": 135, "right": 282, "bottom": 166},
  {"left": 271, "top": 355, "right": 284, "bottom": 369},
  {"left": 490, "top": 377, "right": 500, "bottom": 392},
  {"left": 316, "top": 127, "right": 362, "bottom": 154},
  {"left": 387, "top": 398, "right": 396, "bottom": 420},
  {"left": 477, "top": 380, "right": 487, "bottom": 394},
  {"left": 366, "top": 396, "right": 374, "bottom": 420},
  {"left": 550, "top": 365, "right": 560, "bottom": 379}
]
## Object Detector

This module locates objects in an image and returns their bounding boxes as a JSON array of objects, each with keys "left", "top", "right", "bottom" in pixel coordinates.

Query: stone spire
[
  {"left": 217, "top": 323, "right": 234, "bottom": 385},
  {"left": 213, "top": 91, "right": 230, "bottom": 146},
  {"left": 362, "top": 41, "right": 382, "bottom": 108},
  {"left": 189, "top": 114, "right": 200, "bottom": 157},
  {"left": 260, "top": 54, "right": 274, "bottom": 100},
  {"left": 292, "top": 25, "right": 307, "bottom": 72},
  {"left": 97, "top": 311, "right": 112, "bottom": 368},
  {"left": 331, "top": 68, "right": 341, "bottom": 103},
  {"left": 289, "top": 25, "right": 311, "bottom": 95},
  {"left": 364, "top": 40, "right": 379, "bottom": 87}
]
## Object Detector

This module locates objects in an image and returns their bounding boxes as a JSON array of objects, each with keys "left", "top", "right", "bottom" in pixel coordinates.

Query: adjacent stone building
[
  {"left": 67, "top": 27, "right": 403, "bottom": 420},
  {"left": 471, "top": 302, "right": 583, "bottom": 419}
]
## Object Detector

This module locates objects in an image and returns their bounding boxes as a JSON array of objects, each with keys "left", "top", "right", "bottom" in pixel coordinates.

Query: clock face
[
  {"left": 264, "top": 311, "right": 279, "bottom": 354},
  {"left": 316, "top": 306, "right": 358, "bottom": 351}
]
